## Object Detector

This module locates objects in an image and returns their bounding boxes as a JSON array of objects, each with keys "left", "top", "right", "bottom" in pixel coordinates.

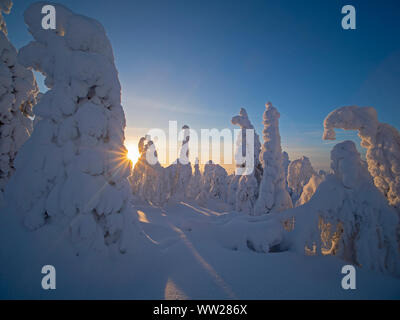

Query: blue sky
[{"left": 5, "top": 0, "right": 400, "bottom": 170}]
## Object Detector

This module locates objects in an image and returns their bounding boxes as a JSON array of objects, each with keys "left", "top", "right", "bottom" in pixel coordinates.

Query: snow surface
[{"left": 1, "top": 197, "right": 399, "bottom": 299}]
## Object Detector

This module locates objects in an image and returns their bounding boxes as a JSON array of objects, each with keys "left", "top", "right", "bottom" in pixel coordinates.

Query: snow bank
[
  {"left": 254, "top": 102, "right": 292, "bottom": 215},
  {"left": 4, "top": 3, "right": 134, "bottom": 254},
  {"left": 323, "top": 105, "right": 400, "bottom": 210},
  {"left": 0, "top": 1, "right": 38, "bottom": 196}
]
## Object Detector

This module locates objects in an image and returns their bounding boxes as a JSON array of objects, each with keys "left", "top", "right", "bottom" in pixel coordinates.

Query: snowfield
[{"left": 1, "top": 198, "right": 399, "bottom": 299}]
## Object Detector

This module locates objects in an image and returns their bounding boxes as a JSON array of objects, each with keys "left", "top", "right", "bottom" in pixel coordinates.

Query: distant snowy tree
[
  {"left": 296, "top": 173, "right": 324, "bottom": 206},
  {"left": 323, "top": 106, "right": 400, "bottom": 210},
  {"left": 231, "top": 107, "right": 262, "bottom": 182},
  {"left": 277, "top": 140, "right": 400, "bottom": 276},
  {"left": 187, "top": 157, "right": 201, "bottom": 200},
  {"left": 282, "top": 151, "right": 290, "bottom": 185},
  {"left": 226, "top": 174, "right": 240, "bottom": 208},
  {"left": 287, "top": 156, "right": 316, "bottom": 204},
  {"left": 0, "top": 1, "right": 38, "bottom": 197},
  {"left": 236, "top": 174, "right": 258, "bottom": 215},
  {"left": 231, "top": 108, "right": 262, "bottom": 213},
  {"left": 130, "top": 136, "right": 167, "bottom": 206},
  {"left": 195, "top": 160, "right": 228, "bottom": 205},
  {"left": 5, "top": 3, "right": 134, "bottom": 253},
  {"left": 254, "top": 102, "right": 293, "bottom": 215},
  {"left": 167, "top": 125, "right": 192, "bottom": 200}
]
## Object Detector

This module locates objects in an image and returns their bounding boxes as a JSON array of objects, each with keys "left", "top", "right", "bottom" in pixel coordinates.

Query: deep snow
[{"left": 1, "top": 198, "right": 399, "bottom": 299}]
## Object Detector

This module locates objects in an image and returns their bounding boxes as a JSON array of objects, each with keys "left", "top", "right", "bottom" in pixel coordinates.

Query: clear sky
[{"left": 5, "top": 0, "right": 400, "bottom": 171}]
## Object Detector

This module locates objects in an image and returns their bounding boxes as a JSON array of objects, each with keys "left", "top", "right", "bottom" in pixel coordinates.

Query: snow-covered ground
[{"left": 1, "top": 198, "right": 399, "bottom": 299}]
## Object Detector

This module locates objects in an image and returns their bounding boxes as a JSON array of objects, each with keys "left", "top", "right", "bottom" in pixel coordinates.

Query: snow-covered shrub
[
  {"left": 276, "top": 140, "right": 400, "bottom": 276},
  {"left": 5, "top": 3, "right": 133, "bottom": 253},
  {"left": 287, "top": 156, "right": 316, "bottom": 204},
  {"left": 0, "top": 1, "right": 38, "bottom": 195},
  {"left": 254, "top": 102, "right": 293, "bottom": 215},
  {"left": 187, "top": 157, "right": 201, "bottom": 200},
  {"left": 323, "top": 106, "right": 400, "bottom": 210}
]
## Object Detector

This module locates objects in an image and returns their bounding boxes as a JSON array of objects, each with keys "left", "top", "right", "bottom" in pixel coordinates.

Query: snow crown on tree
[
  {"left": 254, "top": 102, "right": 292, "bottom": 215},
  {"left": 5, "top": 3, "right": 133, "bottom": 253},
  {"left": 323, "top": 105, "right": 400, "bottom": 209},
  {"left": 0, "top": 0, "right": 39, "bottom": 194}
]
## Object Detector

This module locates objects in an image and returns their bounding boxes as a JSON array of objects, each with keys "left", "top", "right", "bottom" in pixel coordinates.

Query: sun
[{"left": 126, "top": 145, "right": 140, "bottom": 165}]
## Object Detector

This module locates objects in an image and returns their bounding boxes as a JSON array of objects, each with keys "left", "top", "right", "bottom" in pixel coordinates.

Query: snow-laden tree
[
  {"left": 0, "top": 1, "right": 38, "bottom": 197},
  {"left": 287, "top": 156, "right": 316, "bottom": 204},
  {"left": 187, "top": 157, "right": 201, "bottom": 200},
  {"left": 130, "top": 136, "right": 167, "bottom": 206},
  {"left": 323, "top": 106, "right": 400, "bottom": 210},
  {"left": 230, "top": 108, "right": 262, "bottom": 213},
  {"left": 254, "top": 102, "right": 293, "bottom": 215},
  {"left": 231, "top": 107, "right": 262, "bottom": 182},
  {"left": 226, "top": 174, "right": 240, "bottom": 208},
  {"left": 167, "top": 125, "right": 192, "bottom": 200},
  {"left": 276, "top": 140, "right": 400, "bottom": 276},
  {"left": 296, "top": 173, "right": 324, "bottom": 206},
  {"left": 235, "top": 174, "right": 259, "bottom": 215},
  {"left": 5, "top": 3, "right": 134, "bottom": 253},
  {"left": 196, "top": 160, "right": 228, "bottom": 205},
  {"left": 282, "top": 151, "right": 290, "bottom": 186}
]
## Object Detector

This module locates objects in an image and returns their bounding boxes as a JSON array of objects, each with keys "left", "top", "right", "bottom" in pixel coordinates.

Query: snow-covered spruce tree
[
  {"left": 130, "top": 136, "right": 167, "bottom": 206},
  {"left": 276, "top": 140, "right": 400, "bottom": 276},
  {"left": 287, "top": 156, "right": 316, "bottom": 204},
  {"left": 167, "top": 125, "right": 192, "bottom": 201},
  {"left": 0, "top": 1, "right": 38, "bottom": 197},
  {"left": 187, "top": 157, "right": 201, "bottom": 200},
  {"left": 195, "top": 160, "right": 228, "bottom": 205},
  {"left": 231, "top": 108, "right": 262, "bottom": 182},
  {"left": 323, "top": 106, "right": 400, "bottom": 210},
  {"left": 254, "top": 102, "right": 292, "bottom": 215},
  {"left": 231, "top": 108, "right": 262, "bottom": 213},
  {"left": 5, "top": 3, "right": 134, "bottom": 253},
  {"left": 282, "top": 151, "right": 290, "bottom": 184},
  {"left": 296, "top": 173, "right": 324, "bottom": 206}
]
